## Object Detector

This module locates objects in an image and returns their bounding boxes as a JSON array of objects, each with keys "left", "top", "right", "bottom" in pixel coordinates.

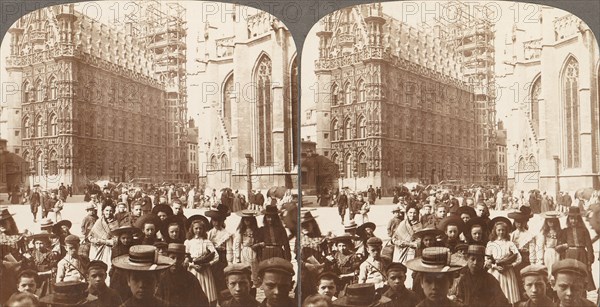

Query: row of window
[
  {"left": 331, "top": 81, "right": 366, "bottom": 105},
  {"left": 23, "top": 78, "right": 58, "bottom": 103},
  {"left": 331, "top": 117, "right": 367, "bottom": 140}
]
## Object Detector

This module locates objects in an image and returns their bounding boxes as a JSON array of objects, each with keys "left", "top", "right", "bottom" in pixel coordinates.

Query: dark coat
[
  {"left": 156, "top": 268, "right": 210, "bottom": 307},
  {"left": 455, "top": 267, "right": 510, "bottom": 307},
  {"left": 381, "top": 286, "right": 418, "bottom": 307}
]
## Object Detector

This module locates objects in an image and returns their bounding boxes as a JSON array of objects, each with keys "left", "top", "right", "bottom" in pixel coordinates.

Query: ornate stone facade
[
  {"left": 2, "top": 4, "right": 183, "bottom": 191},
  {"left": 192, "top": 7, "right": 298, "bottom": 192},
  {"left": 500, "top": 8, "right": 600, "bottom": 195},
  {"left": 314, "top": 4, "right": 476, "bottom": 193}
]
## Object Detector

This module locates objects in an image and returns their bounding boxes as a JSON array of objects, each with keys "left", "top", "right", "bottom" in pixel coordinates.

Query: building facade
[
  {"left": 500, "top": 7, "right": 599, "bottom": 195},
  {"left": 2, "top": 4, "right": 187, "bottom": 192},
  {"left": 496, "top": 121, "right": 507, "bottom": 188},
  {"left": 313, "top": 4, "right": 476, "bottom": 193},
  {"left": 193, "top": 6, "right": 298, "bottom": 192},
  {"left": 187, "top": 119, "right": 199, "bottom": 186}
]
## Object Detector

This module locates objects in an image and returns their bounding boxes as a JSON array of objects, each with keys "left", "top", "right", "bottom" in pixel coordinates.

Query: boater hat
[
  {"left": 39, "top": 281, "right": 97, "bottom": 306},
  {"left": 405, "top": 247, "right": 466, "bottom": 273},
  {"left": 112, "top": 245, "right": 174, "bottom": 271},
  {"left": 344, "top": 220, "right": 358, "bottom": 231},
  {"left": 542, "top": 211, "right": 564, "bottom": 219},
  {"left": 235, "top": 209, "right": 260, "bottom": 217},
  {"left": 333, "top": 283, "right": 391, "bottom": 307},
  {"left": 412, "top": 228, "right": 444, "bottom": 240}
]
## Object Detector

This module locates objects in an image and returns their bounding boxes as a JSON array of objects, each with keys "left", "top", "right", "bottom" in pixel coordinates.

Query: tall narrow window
[
  {"left": 358, "top": 116, "right": 367, "bottom": 138},
  {"left": 49, "top": 114, "right": 58, "bottom": 136},
  {"left": 563, "top": 57, "right": 580, "bottom": 168},
  {"left": 223, "top": 74, "right": 234, "bottom": 133},
  {"left": 256, "top": 55, "right": 272, "bottom": 166},
  {"left": 23, "top": 81, "right": 30, "bottom": 103},
  {"left": 344, "top": 118, "right": 352, "bottom": 140},
  {"left": 23, "top": 117, "right": 31, "bottom": 138},
  {"left": 530, "top": 77, "right": 541, "bottom": 137},
  {"left": 221, "top": 155, "right": 229, "bottom": 169},
  {"left": 35, "top": 80, "right": 44, "bottom": 101},
  {"left": 345, "top": 154, "right": 352, "bottom": 178},
  {"left": 344, "top": 83, "right": 352, "bottom": 104},
  {"left": 358, "top": 153, "right": 367, "bottom": 177},
  {"left": 331, "top": 84, "right": 339, "bottom": 106},
  {"left": 49, "top": 150, "right": 58, "bottom": 175},
  {"left": 36, "top": 151, "right": 43, "bottom": 175},
  {"left": 49, "top": 77, "right": 57, "bottom": 100},
  {"left": 358, "top": 80, "right": 366, "bottom": 102},
  {"left": 332, "top": 119, "right": 339, "bottom": 141},
  {"left": 35, "top": 115, "right": 43, "bottom": 137}
]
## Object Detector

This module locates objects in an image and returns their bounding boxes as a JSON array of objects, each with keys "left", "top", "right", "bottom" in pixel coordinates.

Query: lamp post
[
  {"left": 553, "top": 155, "right": 560, "bottom": 200},
  {"left": 245, "top": 154, "right": 252, "bottom": 201}
]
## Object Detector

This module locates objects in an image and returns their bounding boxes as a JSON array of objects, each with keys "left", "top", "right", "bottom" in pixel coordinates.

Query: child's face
[
  {"left": 193, "top": 222, "right": 204, "bottom": 236},
  {"left": 446, "top": 225, "right": 459, "bottom": 240},
  {"left": 436, "top": 207, "right": 446, "bottom": 218},
  {"left": 423, "top": 207, "right": 431, "bottom": 215},
  {"left": 317, "top": 279, "right": 336, "bottom": 298},
  {"left": 367, "top": 245, "right": 381, "bottom": 259},
  {"left": 17, "top": 277, "right": 37, "bottom": 294},
  {"left": 471, "top": 226, "right": 483, "bottom": 242},
  {"left": 133, "top": 206, "right": 142, "bottom": 217},
  {"left": 144, "top": 224, "right": 156, "bottom": 237},
  {"left": 422, "top": 236, "right": 435, "bottom": 247},
  {"left": 461, "top": 214, "right": 471, "bottom": 224},
  {"left": 65, "top": 243, "right": 78, "bottom": 257},
  {"left": 119, "top": 233, "right": 132, "bottom": 246},
  {"left": 495, "top": 224, "right": 507, "bottom": 239},
  {"left": 168, "top": 225, "right": 180, "bottom": 239}
]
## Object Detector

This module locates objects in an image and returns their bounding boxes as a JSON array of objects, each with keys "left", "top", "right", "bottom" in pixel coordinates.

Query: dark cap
[
  {"left": 385, "top": 262, "right": 407, "bottom": 273},
  {"left": 257, "top": 257, "right": 294, "bottom": 277},
  {"left": 224, "top": 263, "right": 252, "bottom": 277},
  {"left": 520, "top": 264, "right": 548, "bottom": 278},
  {"left": 366, "top": 237, "right": 383, "bottom": 247},
  {"left": 87, "top": 260, "right": 108, "bottom": 272},
  {"left": 64, "top": 235, "right": 80, "bottom": 245},
  {"left": 551, "top": 259, "right": 588, "bottom": 277}
]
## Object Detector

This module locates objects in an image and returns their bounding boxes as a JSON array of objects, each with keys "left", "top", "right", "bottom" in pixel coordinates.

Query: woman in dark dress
[{"left": 256, "top": 206, "right": 291, "bottom": 261}]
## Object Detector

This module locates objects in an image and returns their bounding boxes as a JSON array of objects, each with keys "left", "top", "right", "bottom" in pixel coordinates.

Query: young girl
[
  {"left": 185, "top": 216, "right": 219, "bottom": 304},
  {"left": 485, "top": 217, "right": 522, "bottom": 304},
  {"left": 557, "top": 207, "right": 596, "bottom": 291},
  {"left": 257, "top": 206, "right": 291, "bottom": 261},
  {"left": 537, "top": 212, "right": 563, "bottom": 278},
  {"left": 206, "top": 210, "right": 233, "bottom": 295},
  {"left": 465, "top": 217, "right": 488, "bottom": 247},
  {"left": 233, "top": 211, "right": 260, "bottom": 296}
]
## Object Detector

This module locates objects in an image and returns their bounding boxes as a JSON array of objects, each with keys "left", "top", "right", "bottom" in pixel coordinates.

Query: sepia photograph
[
  {"left": 300, "top": 1, "right": 600, "bottom": 307},
  {"left": 0, "top": 1, "right": 299, "bottom": 306}
]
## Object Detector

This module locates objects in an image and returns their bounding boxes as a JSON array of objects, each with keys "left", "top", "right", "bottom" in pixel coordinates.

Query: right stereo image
[{"left": 299, "top": 2, "right": 600, "bottom": 307}]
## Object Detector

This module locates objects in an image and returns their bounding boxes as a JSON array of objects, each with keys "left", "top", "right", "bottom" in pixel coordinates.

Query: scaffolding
[
  {"left": 423, "top": 1, "right": 497, "bottom": 185},
  {"left": 123, "top": 1, "right": 189, "bottom": 182}
]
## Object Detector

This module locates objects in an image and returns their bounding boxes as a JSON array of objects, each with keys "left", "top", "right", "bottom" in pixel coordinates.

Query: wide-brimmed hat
[
  {"left": 405, "top": 247, "right": 465, "bottom": 273},
  {"left": 464, "top": 245, "right": 488, "bottom": 257},
  {"left": 261, "top": 205, "right": 280, "bottom": 216},
  {"left": 542, "top": 211, "right": 564, "bottom": 219},
  {"left": 357, "top": 222, "right": 376, "bottom": 237},
  {"left": 204, "top": 209, "right": 227, "bottom": 220},
  {"left": 437, "top": 216, "right": 465, "bottom": 235},
  {"left": 166, "top": 243, "right": 187, "bottom": 255},
  {"left": 456, "top": 206, "right": 477, "bottom": 219},
  {"left": 112, "top": 245, "right": 174, "bottom": 271},
  {"left": 134, "top": 213, "right": 160, "bottom": 230},
  {"left": 28, "top": 232, "right": 57, "bottom": 243},
  {"left": 329, "top": 233, "right": 360, "bottom": 245},
  {"left": 151, "top": 204, "right": 174, "bottom": 216},
  {"left": 413, "top": 228, "right": 444, "bottom": 240},
  {"left": 161, "top": 215, "right": 186, "bottom": 238},
  {"left": 300, "top": 211, "right": 318, "bottom": 224},
  {"left": 567, "top": 207, "right": 583, "bottom": 216},
  {"left": 235, "top": 209, "right": 261, "bottom": 217},
  {"left": 187, "top": 214, "right": 212, "bottom": 230},
  {"left": 344, "top": 220, "right": 358, "bottom": 231},
  {"left": 111, "top": 226, "right": 142, "bottom": 237},
  {"left": 52, "top": 220, "right": 72, "bottom": 234},
  {"left": 39, "top": 281, "right": 97, "bottom": 306},
  {"left": 333, "top": 283, "right": 391, "bottom": 307},
  {"left": 0, "top": 208, "right": 16, "bottom": 221},
  {"left": 489, "top": 216, "right": 513, "bottom": 232},
  {"left": 507, "top": 206, "right": 533, "bottom": 221}
]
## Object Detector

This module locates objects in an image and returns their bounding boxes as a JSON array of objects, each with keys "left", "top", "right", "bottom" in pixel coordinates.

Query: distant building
[
  {"left": 500, "top": 8, "right": 599, "bottom": 195},
  {"left": 186, "top": 119, "right": 199, "bottom": 186},
  {"left": 0, "top": 138, "right": 27, "bottom": 193},
  {"left": 496, "top": 121, "right": 507, "bottom": 188},
  {"left": 192, "top": 5, "right": 298, "bottom": 192},
  {"left": 313, "top": 4, "right": 476, "bottom": 193}
]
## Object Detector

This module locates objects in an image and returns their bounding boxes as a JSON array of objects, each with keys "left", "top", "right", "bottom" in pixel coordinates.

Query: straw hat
[
  {"left": 111, "top": 245, "right": 174, "bottom": 271},
  {"left": 405, "top": 247, "right": 465, "bottom": 273},
  {"left": 39, "top": 281, "right": 97, "bottom": 306}
]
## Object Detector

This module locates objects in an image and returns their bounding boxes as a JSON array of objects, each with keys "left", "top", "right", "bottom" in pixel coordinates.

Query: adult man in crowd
[
  {"left": 257, "top": 257, "right": 295, "bottom": 307},
  {"left": 337, "top": 190, "right": 348, "bottom": 224},
  {"left": 221, "top": 263, "right": 259, "bottom": 307}
]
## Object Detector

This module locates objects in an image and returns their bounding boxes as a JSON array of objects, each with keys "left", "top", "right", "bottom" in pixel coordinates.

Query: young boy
[
  {"left": 381, "top": 262, "right": 418, "bottom": 307},
  {"left": 16, "top": 270, "right": 38, "bottom": 296},
  {"left": 387, "top": 206, "right": 404, "bottom": 239},
  {"left": 87, "top": 260, "right": 122, "bottom": 307},
  {"left": 315, "top": 272, "right": 338, "bottom": 301},
  {"left": 55, "top": 235, "right": 89, "bottom": 283},
  {"left": 358, "top": 237, "right": 385, "bottom": 291}
]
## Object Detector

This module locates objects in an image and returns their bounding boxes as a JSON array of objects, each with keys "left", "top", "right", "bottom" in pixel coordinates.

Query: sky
[{"left": 300, "top": 1, "right": 553, "bottom": 124}]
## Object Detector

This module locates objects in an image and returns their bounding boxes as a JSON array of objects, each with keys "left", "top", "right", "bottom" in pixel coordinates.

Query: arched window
[
  {"left": 35, "top": 79, "right": 44, "bottom": 101},
  {"left": 331, "top": 119, "right": 339, "bottom": 141},
  {"left": 35, "top": 151, "right": 43, "bottom": 175},
  {"left": 563, "top": 57, "right": 580, "bottom": 168},
  {"left": 344, "top": 154, "right": 352, "bottom": 178},
  {"left": 255, "top": 55, "right": 272, "bottom": 166},
  {"left": 49, "top": 113, "right": 58, "bottom": 136},
  {"left": 35, "top": 115, "right": 43, "bottom": 137},
  {"left": 358, "top": 153, "right": 367, "bottom": 177},
  {"left": 344, "top": 118, "right": 352, "bottom": 140},
  {"left": 48, "top": 150, "right": 58, "bottom": 175},
  {"left": 358, "top": 116, "right": 367, "bottom": 138},
  {"left": 23, "top": 81, "right": 31, "bottom": 103},
  {"left": 23, "top": 117, "right": 31, "bottom": 138},
  {"left": 210, "top": 155, "right": 218, "bottom": 170},
  {"left": 221, "top": 154, "right": 229, "bottom": 169},
  {"left": 344, "top": 83, "right": 352, "bottom": 104},
  {"left": 530, "top": 77, "right": 541, "bottom": 137},
  {"left": 518, "top": 157, "right": 526, "bottom": 171},
  {"left": 331, "top": 84, "right": 339, "bottom": 106},
  {"left": 49, "top": 76, "right": 57, "bottom": 100},
  {"left": 358, "top": 80, "right": 366, "bottom": 102},
  {"left": 223, "top": 74, "right": 234, "bottom": 133}
]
